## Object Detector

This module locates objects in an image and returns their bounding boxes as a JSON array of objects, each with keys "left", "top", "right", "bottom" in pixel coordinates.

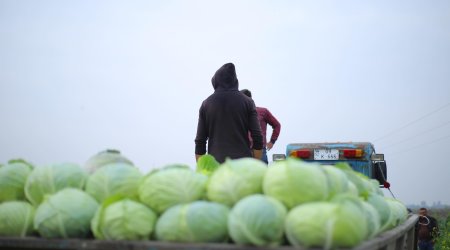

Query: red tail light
[
  {"left": 343, "top": 149, "right": 363, "bottom": 158},
  {"left": 290, "top": 149, "right": 311, "bottom": 159}
]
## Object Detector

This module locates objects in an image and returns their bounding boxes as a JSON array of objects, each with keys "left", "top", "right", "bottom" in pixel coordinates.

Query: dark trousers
[
  {"left": 418, "top": 240, "right": 434, "bottom": 250},
  {"left": 261, "top": 148, "right": 268, "bottom": 164}
]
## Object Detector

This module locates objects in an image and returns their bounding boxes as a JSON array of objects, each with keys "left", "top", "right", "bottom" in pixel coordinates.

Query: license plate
[{"left": 314, "top": 149, "right": 339, "bottom": 160}]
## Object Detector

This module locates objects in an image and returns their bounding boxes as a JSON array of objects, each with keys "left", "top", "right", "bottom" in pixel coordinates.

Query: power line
[
  {"left": 387, "top": 134, "right": 450, "bottom": 158},
  {"left": 373, "top": 102, "right": 450, "bottom": 143},
  {"left": 382, "top": 120, "right": 450, "bottom": 150}
]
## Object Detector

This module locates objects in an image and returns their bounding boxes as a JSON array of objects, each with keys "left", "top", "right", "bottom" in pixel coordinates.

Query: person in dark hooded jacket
[{"left": 195, "top": 63, "right": 263, "bottom": 163}]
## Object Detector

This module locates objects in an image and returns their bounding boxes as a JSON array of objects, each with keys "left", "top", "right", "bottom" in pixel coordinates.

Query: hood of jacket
[{"left": 211, "top": 63, "right": 239, "bottom": 91}]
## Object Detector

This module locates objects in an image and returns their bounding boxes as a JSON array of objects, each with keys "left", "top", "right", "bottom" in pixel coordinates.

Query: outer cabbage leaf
[{"left": 196, "top": 154, "right": 220, "bottom": 176}]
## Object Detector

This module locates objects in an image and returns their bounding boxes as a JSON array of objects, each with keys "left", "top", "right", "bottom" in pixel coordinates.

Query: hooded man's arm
[{"left": 195, "top": 106, "right": 208, "bottom": 162}]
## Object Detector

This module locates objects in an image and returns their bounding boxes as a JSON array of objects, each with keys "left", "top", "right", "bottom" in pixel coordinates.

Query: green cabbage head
[
  {"left": 361, "top": 201, "right": 381, "bottom": 239},
  {"left": 334, "top": 163, "right": 373, "bottom": 199},
  {"left": 382, "top": 197, "right": 408, "bottom": 231},
  {"left": 155, "top": 201, "right": 229, "bottom": 243},
  {"left": 320, "top": 165, "right": 350, "bottom": 199},
  {"left": 138, "top": 165, "right": 207, "bottom": 214},
  {"left": 0, "top": 201, "right": 35, "bottom": 237},
  {"left": 84, "top": 149, "right": 134, "bottom": 174},
  {"left": 285, "top": 200, "right": 367, "bottom": 249},
  {"left": 228, "top": 194, "right": 287, "bottom": 246},
  {"left": 369, "top": 179, "right": 384, "bottom": 195},
  {"left": 207, "top": 157, "right": 267, "bottom": 207},
  {"left": 34, "top": 188, "right": 99, "bottom": 238},
  {"left": 263, "top": 158, "right": 328, "bottom": 209},
  {"left": 366, "top": 193, "right": 392, "bottom": 232},
  {"left": 0, "top": 160, "right": 33, "bottom": 202},
  {"left": 85, "top": 163, "right": 143, "bottom": 203},
  {"left": 91, "top": 196, "right": 157, "bottom": 240},
  {"left": 25, "top": 163, "right": 87, "bottom": 206},
  {"left": 347, "top": 181, "right": 359, "bottom": 196}
]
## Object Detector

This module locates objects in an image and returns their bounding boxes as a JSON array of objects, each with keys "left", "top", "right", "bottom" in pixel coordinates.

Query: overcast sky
[{"left": 1, "top": 0, "right": 449, "bottom": 206}]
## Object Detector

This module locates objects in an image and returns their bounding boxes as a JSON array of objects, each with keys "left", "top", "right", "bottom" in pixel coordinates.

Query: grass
[{"left": 429, "top": 207, "right": 450, "bottom": 250}]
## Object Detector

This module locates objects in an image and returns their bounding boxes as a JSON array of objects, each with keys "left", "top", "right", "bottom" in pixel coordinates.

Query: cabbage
[
  {"left": 0, "top": 201, "right": 35, "bottom": 237},
  {"left": 84, "top": 149, "right": 134, "bottom": 174},
  {"left": 91, "top": 196, "right": 157, "bottom": 240},
  {"left": 355, "top": 172, "right": 378, "bottom": 196},
  {"left": 228, "top": 194, "right": 287, "bottom": 246},
  {"left": 196, "top": 154, "right": 220, "bottom": 176},
  {"left": 383, "top": 197, "right": 408, "bottom": 230},
  {"left": 389, "top": 198, "right": 408, "bottom": 224},
  {"left": 34, "top": 188, "right": 99, "bottom": 238},
  {"left": 361, "top": 201, "right": 381, "bottom": 239},
  {"left": 285, "top": 201, "right": 367, "bottom": 249},
  {"left": 366, "top": 193, "right": 392, "bottom": 232},
  {"left": 330, "top": 194, "right": 369, "bottom": 240},
  {"left": 370, "top": 179, "right": 384, "bottom": 195},
  {"left": 334, "top": 193, "right": 381, "bottom": 239},
  {"left": 85, "top": 163, "right": 143, "bottom": 203},
  {"left": 25, "top": 163, "right": 87, "bottom": 206},
  {"left": 263, "top": 158, "right": 328, "bottom": 209},
  {"left": 138, "top": 165, "right": 207, "bottom": 214},
  {"left": 334, "top": 163, "right": 373, "bottom": 199},
  {"left": 155, "top": 201, "right": 229, "bottom": 243},
  {"left": 0, "top": 160, "right": 33, "bottom": 202},
  {"left": 320, "top": 165, "right": 349, "bottom": 199},
  {"left": 347, "top": 181, "right": 359, "bottom": 196},
  {"left": 207, "top": 158, "right": 267, "bottom": 207}
]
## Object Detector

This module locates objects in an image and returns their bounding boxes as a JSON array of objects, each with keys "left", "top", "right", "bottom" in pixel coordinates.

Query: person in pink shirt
[{"left": 241, "top": 89, "right": 281, "bottom": 163}]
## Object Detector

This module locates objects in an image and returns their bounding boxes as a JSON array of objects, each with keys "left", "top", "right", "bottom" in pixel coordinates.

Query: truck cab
[{"left": 273, "top": 142, "right": 388, "bottom": 186}]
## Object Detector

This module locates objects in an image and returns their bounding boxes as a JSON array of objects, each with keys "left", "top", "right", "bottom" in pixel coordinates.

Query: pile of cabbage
[{"left": 0, "top": 151, "right": 409, "bottom": 250}]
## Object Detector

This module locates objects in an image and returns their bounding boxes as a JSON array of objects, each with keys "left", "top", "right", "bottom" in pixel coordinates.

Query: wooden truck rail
[{"left": 0, "top": 214, "right": 418, "bottom": 250}]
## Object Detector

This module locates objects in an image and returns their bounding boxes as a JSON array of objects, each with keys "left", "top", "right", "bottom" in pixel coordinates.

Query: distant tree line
[{"left": 407, "top": 202, "right": 449, "bottom": 210}]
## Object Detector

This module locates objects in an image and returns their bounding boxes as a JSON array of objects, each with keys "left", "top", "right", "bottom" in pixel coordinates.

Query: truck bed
[{"left": 0, "top": 215, "right": 418, "bottom": 250}]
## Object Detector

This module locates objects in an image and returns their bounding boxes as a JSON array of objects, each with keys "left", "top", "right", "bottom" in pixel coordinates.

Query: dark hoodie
[{"left": 195, "top": 63, "right": 263, "bottom": 163}]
